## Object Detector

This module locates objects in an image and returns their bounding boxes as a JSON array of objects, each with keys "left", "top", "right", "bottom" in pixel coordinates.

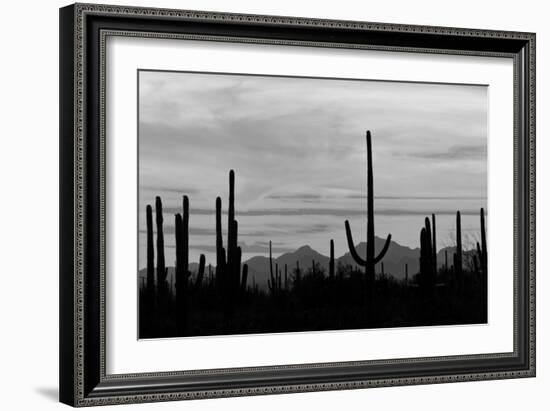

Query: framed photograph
[{"left": 59, "top": 3, "right": 535, "bottom": 407}]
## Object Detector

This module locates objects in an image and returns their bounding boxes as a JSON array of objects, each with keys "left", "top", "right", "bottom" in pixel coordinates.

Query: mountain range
[{"left": 139, "top": 237, "right": 468, "bottom": 290}]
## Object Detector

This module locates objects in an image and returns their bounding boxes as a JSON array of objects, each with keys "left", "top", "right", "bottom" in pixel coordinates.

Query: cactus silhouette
[
  {"left": 477, "top": 208, "right": 488, "bottom": 316},
  {"left": 155, "top": 196, "right": 167, "bottom": 291},
  {"left": 267, "top": 241, "right": 283, "bottom": 294},
  {"left": 214, "top": 171, "right": 248, "bottom": 300},
  {"left": 431, "top": 214, "right": 437, "bottom": 274},
  {"left": 227, "top": 170, "right": 237, "bottom": 289},
  {"left": 344, "top": 131, "right": 392, "bottom": 310},
  {"left": 477, "top": 208, "right": 487, "bottom": 278},
  {"left": 454, "top": 211, "right": 463, "bottom": 279},
  {"left": 174, "top": 196, "right": 206, "bottom": 335},
  {"left": 145, "top": 204, "right": 155, "bottom": 298},
  {"left": 419, "top": 217, "right": 436, "bottom": 298},
  {"left": 268, "top": 241, "right": 275, "bottom": 293},
  {"left": 225, "top": 171, "right": 248, "bottom": 295},
  {"left": 329, "top": 239, "right": 335, "bottom": 280},
  {"left": 138, "top": 161, "right": 488, "bottom": 338},
  {"left": 215, "top": 196, "right": 226, "bottom": 286}
]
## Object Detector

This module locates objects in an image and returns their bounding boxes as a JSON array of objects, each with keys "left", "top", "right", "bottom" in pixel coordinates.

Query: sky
[{"left": 138, "top": 70, "right": 487, "bottom": 268}]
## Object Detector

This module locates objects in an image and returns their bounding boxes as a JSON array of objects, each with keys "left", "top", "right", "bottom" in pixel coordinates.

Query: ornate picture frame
[{"left": 59, "top": 3, "right": 535, "bottom": 407}]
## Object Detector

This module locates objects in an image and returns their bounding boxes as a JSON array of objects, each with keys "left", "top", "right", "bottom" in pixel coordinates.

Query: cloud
[
  {"left": 140, "top": 185, "right": 199, "bottom": 195},
  {"left": 137, "top": 70, "right": 488, "bottom": 268},
  {"left": 405, "top": 144, "right": 487, "bottom": 160},
  {"left": 174, "top": 242, "right": 295, "bottom": 254},
  {"left": 145, "top": 207, "right": 483, "bottom": 220},
  {"left": 266, "top": 193, "right": 323, "bottom": 200}
]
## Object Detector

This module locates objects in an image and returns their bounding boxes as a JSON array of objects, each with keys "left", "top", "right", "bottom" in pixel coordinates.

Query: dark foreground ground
[{"left": 139, "top": 266, "right": 487, "bottom": 339}]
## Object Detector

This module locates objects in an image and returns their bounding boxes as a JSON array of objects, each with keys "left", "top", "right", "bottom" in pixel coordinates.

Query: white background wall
[{"left": 0, "top": 0, "right": 546, "bottom": 409}]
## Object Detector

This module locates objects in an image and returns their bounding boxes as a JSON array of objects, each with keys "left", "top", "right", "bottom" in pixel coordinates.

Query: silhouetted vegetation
[{"left": 138, "top": 130, "right": 488, "bottom": 338}]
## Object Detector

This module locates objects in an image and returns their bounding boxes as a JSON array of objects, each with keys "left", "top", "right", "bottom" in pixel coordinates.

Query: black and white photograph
[
  {"left": 50, "top": 1, "right": 536, "bottom": 408},
  {"left": 137, "top": 70, "right": 489, "bottom": 339}
]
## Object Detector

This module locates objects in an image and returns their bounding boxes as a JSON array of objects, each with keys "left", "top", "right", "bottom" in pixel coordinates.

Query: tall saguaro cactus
[
  {"left": 419, "top": 217, "right": 436, "bottom": 297},
  {"left": 215, "top": 197, "right": 225, "bottom": 283},
  {"left": 155, "top": 196, "right": 166, "bottom": 290},
  {"left": 175, "top": 196, "right": 206, "bottom": 335},
  {"left": 175, "top": 212, "right": 186, "bottom": 332},
  {"left": 227, "top": 170, "right": 237, "bottom": 289},
  {"left": 454, "top": 211, "right": 463, "bottom": 277},
  {"left": 431, "top": 213, "right": 437, "bottom": 274},
  {"left": 182, "top": 196, "right": 190, "bottom": 278},
  {"left": 329, "top": 239, "right": 335, "bottom": 280},
  {"left": 145, "top": 204, "right": 155, "bottom": 296},
  {"left": 344, "top": 131, "right": 392, "bottom": 307},
  {"left": 477, "top": 208, "right": 488, "bottom": 278},
  {"left": 214, "top": 170, "right": 248, "bottom": 300}
]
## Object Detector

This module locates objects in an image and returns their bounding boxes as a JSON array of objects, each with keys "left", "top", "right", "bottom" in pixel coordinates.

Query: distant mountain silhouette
[
  {"left": 245, "top": 245, "right": 330, "bottom": 289},
  {"left": 139, "top": 238, "right": 474, "bottom": 290}
]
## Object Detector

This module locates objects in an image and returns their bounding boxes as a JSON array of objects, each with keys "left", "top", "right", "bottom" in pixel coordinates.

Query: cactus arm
[
  {"left": 344, "top": 220, "right": 367, "bottom": 266},
  {"left": 373, "top": 234, "right": 392, "bottom": 264}
]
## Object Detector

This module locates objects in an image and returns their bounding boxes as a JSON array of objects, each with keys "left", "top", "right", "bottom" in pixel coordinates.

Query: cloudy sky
[{"left": 138, "top": 70, "right": 487, "bottom": 268}]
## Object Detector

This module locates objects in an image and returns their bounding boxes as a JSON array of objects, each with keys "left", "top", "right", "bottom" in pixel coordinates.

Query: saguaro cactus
[
  {"left": 215, "top": 170, "right": 248, "bottom": 300},
  {"left": 155, "top": 196, "right": 167, "bottom": 290},
  {"left": 175, "top": 197, "right": 206, "bottom": 335},
  {"left": 146, "top": 204, "right": 155, "bottom": 295},
  {"left": 227, "top": 170, "right": 237, "bottom": 287},
  {"left": 344, "top": 131, "right": 392, "bottom": 307},
  {"left": 477, "top": 208, "right": 488, "bottom": 278},
  {"left": 431, "top": 213, "right": 437, "bottom": 274},
  {"left": 215, "top": 196, "right": 226, "bottom": 285},
  {"left": 419, "top": 218, "right": 436, "bottom": 297},
  {"left": 182, "top": 196, "right": 190, "bottom": 278},
  {"left": 175, "top": 212, "right": 186, "bottom": 332},
  {"left": 267, "top": 241, "right": 281, "bottom": 294},
  {"left": 329, "top": 239, "right": 335, "bottom": 280},
  {"left": 454, "top": 211, "right": 463, "bottom": 277},
  {"left": 175, "top": 196, "right": 189, "bottom": 329}
]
